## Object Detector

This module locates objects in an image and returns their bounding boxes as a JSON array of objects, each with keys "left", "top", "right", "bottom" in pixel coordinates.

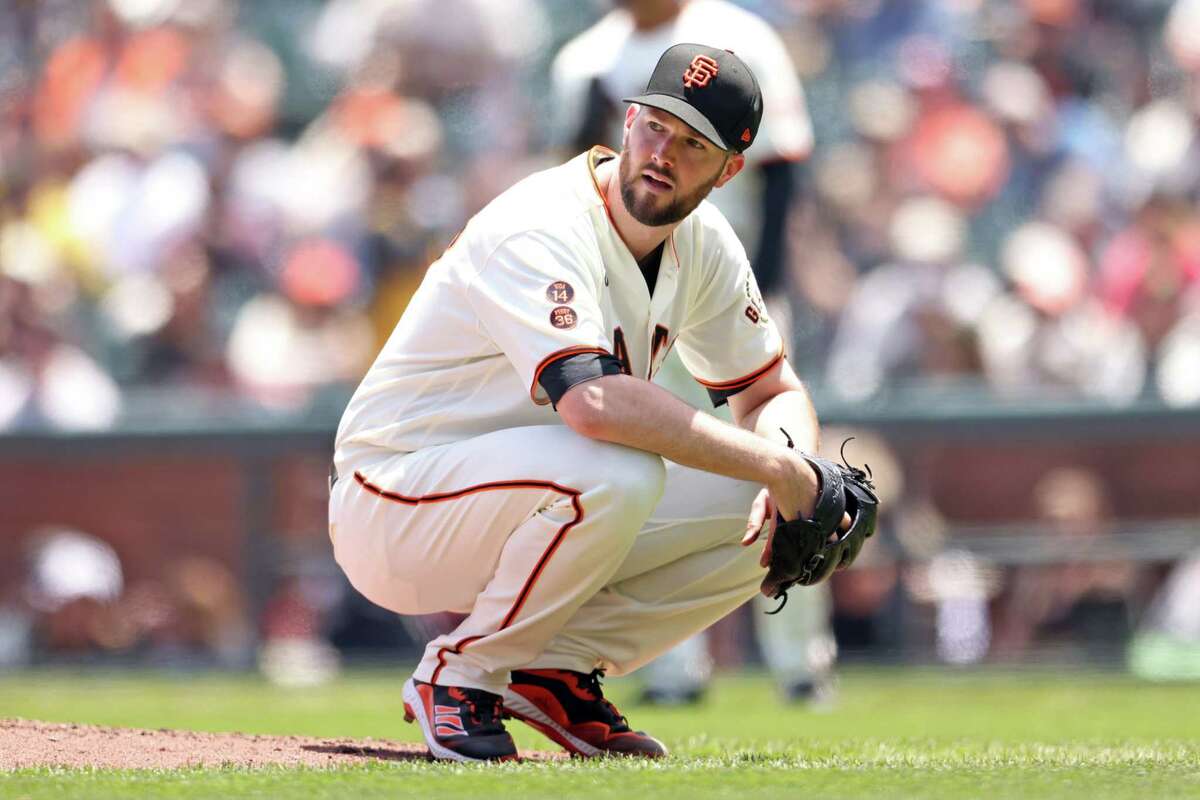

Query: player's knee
[
  {"left": 619, "top": 448, "right": 667, "bottom": 514},
  {"left": 594, "top": 443, "right": 666, "bottom": 518}
]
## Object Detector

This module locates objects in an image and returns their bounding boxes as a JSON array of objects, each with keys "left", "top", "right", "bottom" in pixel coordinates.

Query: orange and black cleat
[
  {"left": 503, "top": 668, "right": 667, "bottom": 758},
  {"left": 402, "top": 677, "right": 518, "bottom": 762}
]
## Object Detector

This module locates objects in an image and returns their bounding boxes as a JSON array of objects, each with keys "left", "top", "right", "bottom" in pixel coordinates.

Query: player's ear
[
  {"left": 620, "top": 104, "right": 639, "bottom": 150},
  {"left": 713, "top": 153, "right": 745, "bottom": 188}
]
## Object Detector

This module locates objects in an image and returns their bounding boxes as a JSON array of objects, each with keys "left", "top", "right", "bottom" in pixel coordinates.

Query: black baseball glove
[{"left": 761, "top": 431, "right": 879, "bottom": 613}]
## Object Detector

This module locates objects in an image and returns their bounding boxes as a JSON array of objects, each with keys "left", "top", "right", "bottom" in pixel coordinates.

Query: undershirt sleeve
[
  {"left": 537, "top": 351, "right": 627, "bottom": 408},
  {"left": 705, "top": 382, "right": 754, "bottom": 408}
]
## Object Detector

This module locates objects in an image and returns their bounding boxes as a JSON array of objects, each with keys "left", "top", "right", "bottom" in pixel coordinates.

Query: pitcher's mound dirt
[{"left": 0, "top": 719, "right": 564, "bottom": 769}]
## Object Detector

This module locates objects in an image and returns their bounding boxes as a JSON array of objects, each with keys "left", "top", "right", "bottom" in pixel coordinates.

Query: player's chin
[
  {"left": 632, "top": 184, "right": 672, "bottom": 210},
  {"left": 629, "top": 196, "right": 672, "bottom": 225}
]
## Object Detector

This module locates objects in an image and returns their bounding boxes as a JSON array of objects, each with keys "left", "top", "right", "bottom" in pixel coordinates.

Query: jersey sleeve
[
  {"left": 674, "top": 231, "right": 785, "bottom": 407},
  {"left": 465, "top": 231, "right": 613, "bottom": 406}
]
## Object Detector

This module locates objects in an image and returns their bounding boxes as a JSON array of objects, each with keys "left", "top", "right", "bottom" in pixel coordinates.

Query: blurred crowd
[
  {"left": 0, "top": 0, "right": 561, "bottom": 429},
  {"left": 1, "top": 524, "right": 346, "bottom": 685},
  {"left": 2, "top": 0, "right": 1200, "bottom": 432},
  {"left": 0, "top": 527, "right": 253, "bottom": 669},
  {"left": 792, "top": 0, "right": 1200, "bottom": 405}
]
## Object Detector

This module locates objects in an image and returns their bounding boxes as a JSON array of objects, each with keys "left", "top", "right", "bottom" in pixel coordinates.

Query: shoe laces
[
  {"left": 578, "top": 669, "right": 629, "bottom": 730},
  {"left": 456, "top": 687, "right": 505, "bottom": 734}
]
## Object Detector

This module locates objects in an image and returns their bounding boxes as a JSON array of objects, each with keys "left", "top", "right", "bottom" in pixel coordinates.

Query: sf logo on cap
[{"left": 682, "top": 55, "right": 719, "bottom": 88}]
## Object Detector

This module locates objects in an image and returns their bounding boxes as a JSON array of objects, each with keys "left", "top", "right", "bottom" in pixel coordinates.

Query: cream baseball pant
[{"left": 328, "top": 425, "right": 765, "bottom": 695}]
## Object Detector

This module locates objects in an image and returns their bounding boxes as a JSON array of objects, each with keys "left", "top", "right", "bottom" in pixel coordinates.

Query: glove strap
[{"left": 779, "top": 427, "right": 846, "bottom": 534}]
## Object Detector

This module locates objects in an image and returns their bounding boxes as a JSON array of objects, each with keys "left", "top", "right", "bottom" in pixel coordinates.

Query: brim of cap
[{"left": 623, "top": 93, "right": 731, "bottom": 151}]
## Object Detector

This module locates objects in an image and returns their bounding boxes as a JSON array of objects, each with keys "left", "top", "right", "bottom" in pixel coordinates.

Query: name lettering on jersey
[
  {"left": 683, "top": 55, "right": 719, "bottom": 89},
  {"left": 649, "top": 324, "right": 674, "bottom": 378},
  {"left": 612, "top": 327, "right": 633, "bottom": 375},
  {"left": 546, "top": 281, "right": 574, "bottom": 304},
  {"left": 550, "top": 306, "right": 578, "bottom": 329},
  {"left": 743, "top": 273, "right": 768, "bottom": 326}
]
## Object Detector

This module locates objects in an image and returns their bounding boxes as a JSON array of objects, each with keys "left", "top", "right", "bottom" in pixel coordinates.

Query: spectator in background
[
  {"left": 825, "top": 195, "right": 993, "bottom": 400},
  {"left": 16, "top": 525, "right": 251, "bottom": 665},
  {"left": 550, "top": 0, "right": 834, "bottom": 706},
  {"left": 225, "top": 238, "right": 374, "bottom": 408},
  {"left": 24, "top": 526, "right": 124, "bottom": 654},
  {"left": 0, "top": 275, "right": 122, "bottom": 430},
  {"left": 1098, "top": 196, "right": 1200, "bottom": 403},
  {"left": 1155, "top": 285, "right": 1200, "bottom": 406},
  {"left": 976, "top": 219, "right": 1147, "bottom": 403},
  {"left": 992, "top": 467, "right": 1144, "bottom": 661}
]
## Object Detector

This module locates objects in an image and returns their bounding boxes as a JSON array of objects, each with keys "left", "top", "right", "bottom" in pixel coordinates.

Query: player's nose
[{"left": 650, "top": 139, "right": 675, "bottom": 168}]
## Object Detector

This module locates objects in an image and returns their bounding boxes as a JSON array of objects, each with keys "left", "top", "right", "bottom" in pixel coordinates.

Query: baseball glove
[{"left": 762, "top": 430, "right": 879, "bottom": 613}]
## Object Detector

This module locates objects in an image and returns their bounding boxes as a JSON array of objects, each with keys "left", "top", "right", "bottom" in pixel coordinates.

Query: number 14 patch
[{"left": 546, "top": 281, "right": 575, "bottom": 304}]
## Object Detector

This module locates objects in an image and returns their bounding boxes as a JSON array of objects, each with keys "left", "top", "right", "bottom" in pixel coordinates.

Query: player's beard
[{"left": 618, "top": 152, "right": 725, "bottom": 227}]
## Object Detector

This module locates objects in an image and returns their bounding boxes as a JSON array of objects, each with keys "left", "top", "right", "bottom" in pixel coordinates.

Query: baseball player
[{"left": 330, "top": 44, "right": 829, "bottom": 762}]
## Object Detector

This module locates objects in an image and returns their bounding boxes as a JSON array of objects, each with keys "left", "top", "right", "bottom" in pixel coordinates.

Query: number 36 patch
[{"left": 550, "top": 306, "right": 577, "bottom": 329}]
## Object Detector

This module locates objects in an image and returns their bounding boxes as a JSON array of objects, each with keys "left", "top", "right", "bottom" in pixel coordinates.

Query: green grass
[{"left": 3, "top": 667, "right": 1198, "bottom": 799}]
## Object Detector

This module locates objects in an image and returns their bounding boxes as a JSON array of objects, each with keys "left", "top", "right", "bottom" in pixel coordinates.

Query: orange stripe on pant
[{"left": 354, "top": 471, "right": 585, "bottom": 685}]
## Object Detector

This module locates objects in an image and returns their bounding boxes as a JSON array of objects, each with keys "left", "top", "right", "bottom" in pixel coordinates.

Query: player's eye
[
  {"left": 647, "top": 120, "right": 664, "bottom": 132},
  {"left": 687, "top": 138, "right": 706, "bottom": 150}
]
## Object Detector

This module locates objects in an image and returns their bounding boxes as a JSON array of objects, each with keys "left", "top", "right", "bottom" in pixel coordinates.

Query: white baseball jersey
[
  {"left": 551, "top": 0, "right": 812, "bottom": 251},
  {"left": 334, "top": 147, "right": 783, "bottom": 464}
]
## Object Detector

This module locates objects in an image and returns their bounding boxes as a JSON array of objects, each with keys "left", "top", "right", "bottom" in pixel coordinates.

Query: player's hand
[
  {"left": 742, "top": 450, "right": 819, "bottom": 573},
  {"left": 743, "top": 490, "right": 851, "bottom": 569},
  {"left": 743, "top": 477, "right": 852, "bottom": 576}
]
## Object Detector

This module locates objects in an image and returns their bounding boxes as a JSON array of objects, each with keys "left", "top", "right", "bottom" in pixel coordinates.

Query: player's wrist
[{"left": 766, "top": 447, "right": 817, "bottom": 520}]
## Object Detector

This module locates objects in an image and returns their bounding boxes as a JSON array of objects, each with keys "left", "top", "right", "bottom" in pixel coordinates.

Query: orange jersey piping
[
  {"left": 586, "top": 146, "right": 619, "bottom": 228},
  {"left": 694, "top": 350, "right": 784, "bottom": 391}
]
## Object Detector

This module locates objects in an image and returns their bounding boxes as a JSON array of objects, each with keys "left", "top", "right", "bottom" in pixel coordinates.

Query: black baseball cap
[{"left": 624, "top": 43, "right": 763, "bottom": 153}]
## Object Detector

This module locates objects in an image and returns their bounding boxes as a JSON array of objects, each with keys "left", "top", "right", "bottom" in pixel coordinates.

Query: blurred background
[{"left": 0, "top": 0, "right": 1197, "bottom": 689}]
